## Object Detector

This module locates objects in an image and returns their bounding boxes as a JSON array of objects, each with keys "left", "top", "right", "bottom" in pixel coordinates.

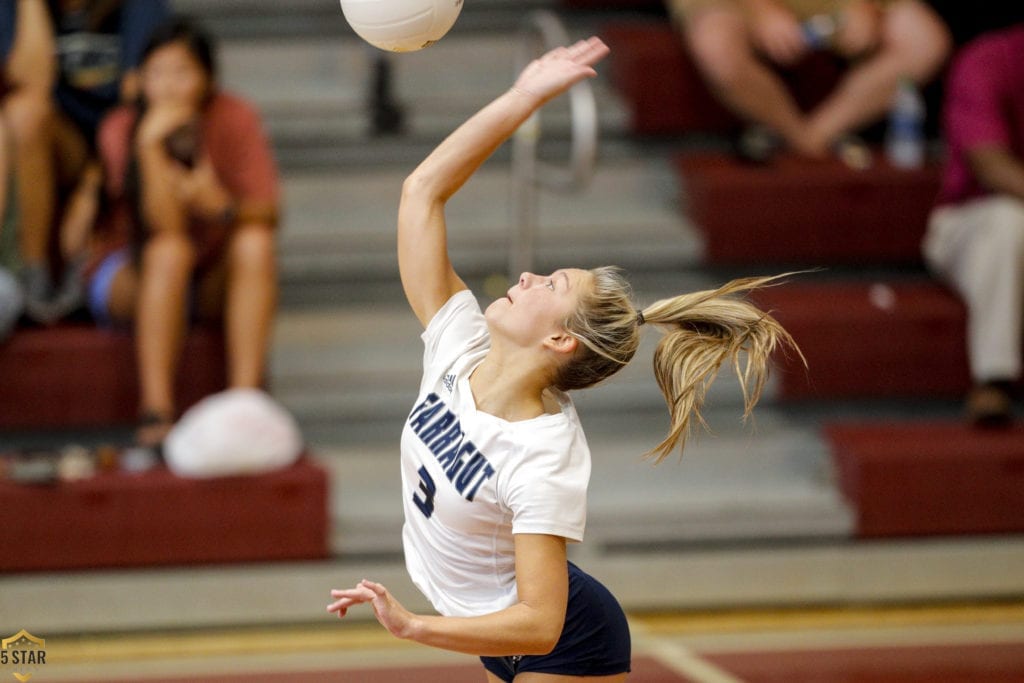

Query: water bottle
[{"left": 886, "top": 78, "right": 926, "bottom": 169}]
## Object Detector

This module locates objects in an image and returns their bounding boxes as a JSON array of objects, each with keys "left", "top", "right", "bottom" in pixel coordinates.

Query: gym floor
[{"left": 32, "top": 600, "right": 1024, "bottom": 682}]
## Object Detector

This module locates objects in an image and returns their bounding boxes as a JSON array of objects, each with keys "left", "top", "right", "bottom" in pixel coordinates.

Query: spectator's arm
[
  {"left": 134, "top": 106, "right": 195, "bottom": 235},
  {"left": 967, "top": 145, "right": 1024, "bottom": 202},
  {"left": 137, "top": 142, "right": 187, "bottom": 235}
]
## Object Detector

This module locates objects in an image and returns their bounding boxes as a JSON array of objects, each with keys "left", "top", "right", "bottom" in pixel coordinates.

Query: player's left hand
[
  {"left": 328, "top": 579, "right": 416, "bottom": 639},
  {"left": 511, "top": 37, "right": 609, "bottom": 106}
]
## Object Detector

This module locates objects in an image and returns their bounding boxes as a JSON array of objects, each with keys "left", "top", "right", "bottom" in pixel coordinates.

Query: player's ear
[{"left": 543, "top": 332, "right": 578, "bottom": 355}]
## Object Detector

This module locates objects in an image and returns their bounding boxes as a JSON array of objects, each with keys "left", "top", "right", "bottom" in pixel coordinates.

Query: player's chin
[{"left": 484, "top": 296, "right": 511, "bottom": 316}]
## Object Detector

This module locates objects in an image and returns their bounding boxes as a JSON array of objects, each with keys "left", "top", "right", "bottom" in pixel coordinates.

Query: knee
[
  {"left": 686, "top": 12, "right": 752, "bottom": 87},
  {"left": 228, "top": 224, "right": 276, "bottom": 273},
  {"left": 143, "top": 232, "right": 196, "bottom": 274},
  {"left": 881, "top": 0, "right": 952, "bottom": 81},
  {"left": 3, "top": 90, "right": 54, "bottom": 146}
]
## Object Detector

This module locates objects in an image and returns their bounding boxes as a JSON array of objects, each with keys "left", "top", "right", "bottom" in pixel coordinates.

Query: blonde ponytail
[{"left": 640, "top": 274, "right": 803, "bottom": 463}]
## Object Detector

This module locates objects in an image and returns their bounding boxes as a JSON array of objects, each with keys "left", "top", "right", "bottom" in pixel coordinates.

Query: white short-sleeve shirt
[{"left": 400, "top": 290, "right": 591, "bottom": 618}]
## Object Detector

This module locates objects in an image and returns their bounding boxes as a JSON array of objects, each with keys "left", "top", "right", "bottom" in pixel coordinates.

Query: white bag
[{"left": 164, "top": 388, "right": 303, "bottom": 478}]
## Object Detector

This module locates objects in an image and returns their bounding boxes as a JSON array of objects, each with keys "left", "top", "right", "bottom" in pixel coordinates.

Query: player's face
[
  {"left": 141, "top": 41, "right": 210, "bottom": 110},
  {"left": 485, "top": 268, "right": 592, "bottom": 348}
]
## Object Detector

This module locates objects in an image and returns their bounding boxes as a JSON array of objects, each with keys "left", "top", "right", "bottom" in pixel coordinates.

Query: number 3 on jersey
[{"left": 413, "top": 465, "right": 437, "bottom": 518}]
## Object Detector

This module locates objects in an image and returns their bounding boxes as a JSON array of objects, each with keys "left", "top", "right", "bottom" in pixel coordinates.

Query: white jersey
[{"left": 400, "top": 290, "right": 591, "bottom": 618}]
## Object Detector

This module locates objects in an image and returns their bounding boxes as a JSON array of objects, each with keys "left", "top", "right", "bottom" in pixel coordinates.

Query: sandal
[{"left": 134, "top": 410, "right": 175, "bottom": 463}]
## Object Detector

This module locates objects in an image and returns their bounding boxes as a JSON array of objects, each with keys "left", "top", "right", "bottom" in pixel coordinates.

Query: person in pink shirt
[
  {"left": 85, "top": 17, "right": 280, "bottom": 449},
  {"left": 923, "top": 23, "right": 1024, "bottom": 425}
]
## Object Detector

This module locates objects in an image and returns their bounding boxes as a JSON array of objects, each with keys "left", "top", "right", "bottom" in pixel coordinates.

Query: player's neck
[{"left": 469, "top": 355, "right": 549, "bottom": 421}]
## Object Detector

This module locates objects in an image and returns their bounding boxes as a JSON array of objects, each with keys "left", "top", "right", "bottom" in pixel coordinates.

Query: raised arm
[{"left": 397, "top": 37, "right": 609, "bottom": 327}]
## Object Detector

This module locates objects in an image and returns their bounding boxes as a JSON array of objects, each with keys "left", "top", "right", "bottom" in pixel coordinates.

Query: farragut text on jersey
[{"left": 408, "top": 393, "right": 495, "bottom": 502}]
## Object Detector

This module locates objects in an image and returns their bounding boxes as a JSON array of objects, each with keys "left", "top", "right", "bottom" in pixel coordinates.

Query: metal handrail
[{"left": 507, "top": 10, "right": 599, "bottom": 279}]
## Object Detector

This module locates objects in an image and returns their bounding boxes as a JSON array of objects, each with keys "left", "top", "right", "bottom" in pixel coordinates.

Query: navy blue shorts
[
  {"left": 0, "top": 1, "right": 15, "bottom": 67},
  {"left": 480, "top": 562, "right": 631, "bottom": 681},
  {"left": 87, "top": 248, "right": 202, "bottom": 327}
]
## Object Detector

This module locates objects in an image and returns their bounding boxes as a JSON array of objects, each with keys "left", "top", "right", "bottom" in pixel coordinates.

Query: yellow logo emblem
[{"left": 0, "top": 630, "right": 46, "bottom": 682}]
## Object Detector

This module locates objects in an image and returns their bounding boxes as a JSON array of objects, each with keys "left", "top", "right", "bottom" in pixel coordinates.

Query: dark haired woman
[{"left": 86, "top": 17, "right": 280, "bottom": 449}]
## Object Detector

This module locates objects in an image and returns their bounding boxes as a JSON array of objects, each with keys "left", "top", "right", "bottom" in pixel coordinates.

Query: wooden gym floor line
[{"left": 18, "top": 600, "right": 1024, "bottom": 682}]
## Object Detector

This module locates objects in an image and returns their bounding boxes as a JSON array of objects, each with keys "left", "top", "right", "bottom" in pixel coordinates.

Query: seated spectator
[
  {"left": 668, "top": 0, "right": 951, "bottom": 162},
  {"left": 0, "top": 121, "right": 23, "bottom": 341},
  {"left": 85, "top": 16, "right": 280, "bottom": 450},
  {"left": 1, "top": 0, "right": 57, "bottom": 320},
  {"left": 29, "top": 0, "right": 170, "bottom": 323},
  {"left": 923, "top": 23, "right": 1024, "bottom": 427}
]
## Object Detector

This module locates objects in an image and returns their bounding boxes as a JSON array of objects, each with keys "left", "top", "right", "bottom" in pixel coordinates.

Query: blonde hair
[{"left": 555, "top": 269, "right": 803, "bottom": 464}]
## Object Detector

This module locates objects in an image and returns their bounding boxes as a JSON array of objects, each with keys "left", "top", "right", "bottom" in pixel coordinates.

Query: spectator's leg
[
  {"left": 805, "top": 0, "right": 950, "bottom": 152},
  {"left": 5, "top": 88, "right": 54, "bottom": 271},
  {"left": 5, "top": 0, "right": 56, "bottom": 282},
  {"left": 925, "top": 197, "right": 1024, "bottom": 423},
  {"left": 962, "top": 199, "right": 1024, "bottom": 383},
  {"left": 0, "top": 123, "right": 22, "bottom": 340},
  {"left": 221, "top": 223, "right": 277, "bottom": 388},
  {"left": 0, "top": 120, "right": 8, "bottom": 238},
  {"left": 136, "top": 231, "right": 196, "bottom": 429},
  {"left": 682, "top": 5, "right": 818, "bottom": 156}
]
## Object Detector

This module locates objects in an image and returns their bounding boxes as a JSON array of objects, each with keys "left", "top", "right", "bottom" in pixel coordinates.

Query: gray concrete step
[
  {"left": 317, "top": 405, "right": 851, "bottom": 558},
  {"left": 201, "top": 10, "right": 633, "bottom": 169},
  {"left": 275, "top": 156, "right": 701, "bottom": 289}
]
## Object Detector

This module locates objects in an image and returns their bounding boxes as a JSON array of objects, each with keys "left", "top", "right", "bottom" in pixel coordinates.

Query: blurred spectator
[
  {"left": 668, "top": 0, "right": 951, "bottom": 162},
  {"left": 923, "top": 23, "right": 1024, "bottom": 427},
  {"left": 27, "top": 0, "right": 171, "bottom": 323},
  {"left": 1, "top": 0, "right": 56, "bottom": 322},
  {"left": 85, "top": 17, "right": 280, "bottom": 450}
]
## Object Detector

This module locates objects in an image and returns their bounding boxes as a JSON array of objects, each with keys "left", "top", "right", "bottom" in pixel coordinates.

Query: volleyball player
[{"left": 328, "top": 37, "right": 799, "bottom": 681}]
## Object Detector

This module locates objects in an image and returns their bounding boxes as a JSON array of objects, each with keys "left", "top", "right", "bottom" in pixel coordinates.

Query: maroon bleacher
[
  {"left": 827, "top": 422, "right": 1024, "bottom": 537},
  {"left": 601, "top": 21, "right": 843, "bottom": 136},
  {"left": 678, "top": 152, "right": 941, "bottom": 265},
  {"left": 0, "top": 324, "right": 227, "bottom": 430},
  {"left": 0, "top": 457, "right": 330, "bottom": 572},
  {"left": 752, "top": 280, "right": 970, "bottom": 400},
  {"left": 602, "top": 22, "right": 738, "bottom": 136}
]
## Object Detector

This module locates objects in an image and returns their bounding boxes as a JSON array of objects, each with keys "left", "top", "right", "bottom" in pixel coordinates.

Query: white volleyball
[{"left": 340, "top": 0, "right": 463, "bottom": 52}]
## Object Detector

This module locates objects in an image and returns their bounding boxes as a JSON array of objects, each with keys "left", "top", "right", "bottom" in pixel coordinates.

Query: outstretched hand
[
  {"left": 327, "top": 579, "right": 415, "bottom": 640},
  {"left": 511, "top": 36, "right": 610, "bottom": 106}
]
